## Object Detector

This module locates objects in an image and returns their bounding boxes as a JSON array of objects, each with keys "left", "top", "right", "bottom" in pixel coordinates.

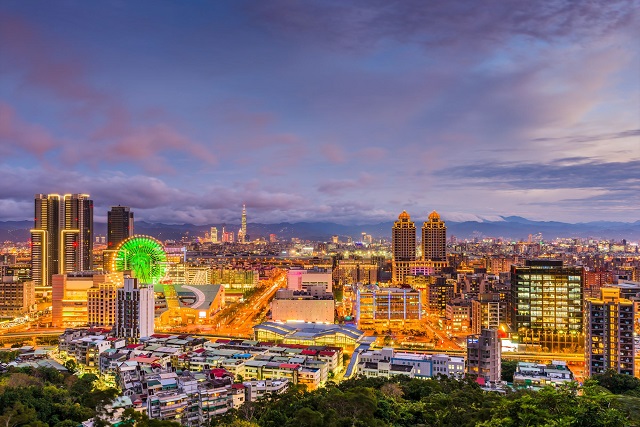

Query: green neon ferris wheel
[{"left": 112, "top": 235, "right": 167, "bottom": 284}]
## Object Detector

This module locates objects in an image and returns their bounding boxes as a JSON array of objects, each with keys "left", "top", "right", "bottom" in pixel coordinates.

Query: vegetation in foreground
[
  {"left": 1, "top": 365, "right": 640, "bottom": 427},
  {"left": 215, "top": 372, "right": 640, "bottom": 427}
]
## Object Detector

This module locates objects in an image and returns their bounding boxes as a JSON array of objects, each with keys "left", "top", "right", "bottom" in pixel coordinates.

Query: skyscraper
[
  {"left": 62, "top": 194, "right": 93, "bottom": 274},
  {"left": 585, "top": 287, "right": 635, "bottom": 377},
  {"left": 31, "top": 194, "right": 61, "bottom": 293},
  {"left": 391, "top": 211, "right": 416, "bottom": 284},
  {"left": 210, "top": 226, "right": 218, "bottom": 243},
  {"left": 239, "top": 204, "right": 247, "bottom": 243},
  {"left": 422, "top": 210, "right": 446, "bottom": 261},
  {"left": 31, "top": 193, "right": 93, "bottom": 296},
  {"left": 108, "top": 206, "right": 134, "bottom": 249},
  {"left": 511, "top": 260, "right": 583, "bottom": 352}
]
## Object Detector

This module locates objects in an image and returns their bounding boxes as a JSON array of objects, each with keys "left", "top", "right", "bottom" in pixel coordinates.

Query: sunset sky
[{"left": 1, "top": 1, "right": 638, "bottom": 224}]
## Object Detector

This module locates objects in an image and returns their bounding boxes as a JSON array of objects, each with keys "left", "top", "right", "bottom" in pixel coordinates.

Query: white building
[
  {"left": 287, "top": 268, "right": 333, "bottom": 293},
  {"left": 357, "top": 347, "right": 464, "bottom": 379},
  {"left": 115, "top": 277, "right": 155, "bottom": 342}
]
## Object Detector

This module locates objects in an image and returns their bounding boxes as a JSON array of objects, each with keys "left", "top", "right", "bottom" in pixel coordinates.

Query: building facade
[
  {"left": 511, "top": 260, "right": 583, "bottom": 352},
  {"left": 392, "top": 211, "right": 416, "bottom": 284},
  {"left": 107, "top": 206, "right": 134, "bottom": 249},
  {"left": 355, "top": 284, "right": 421, "bottom": 331},
  {"left": 0, "top": 276, "right": 35, "bottom": 318},
  {"left": 115, "top": 277, "right": 155, "bottom": 341},
  {"left": 422, "top": 210, "right": 446, "bottom": 261},
  {"left": 466, "top": 329, "right": 501, "bottom": 384},
  {"left": 271, "top": 288, "right": 335, "bottom": 323},
  {"left": 31, "top": 193, "right": 93, "bottom": 297},
  {"left": 584, "top": 287, "right": 635, "bottom": 377}
]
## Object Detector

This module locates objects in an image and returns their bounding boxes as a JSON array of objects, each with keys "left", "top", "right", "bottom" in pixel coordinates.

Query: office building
[
  {"left": 392, "top": 211, "right": 416, "bottom": 284},
  {"left": 239, "top": 204, "right": 248, "bottom": 243},
  {"left": 31, "top": 194, "right": 93, "bottom": 296},
  {"left": 511, "top": 260, "right": 583, "bottom": 352},
  {"left": 0, "top": 276, "right": 35, "bottom": 318},
  {"left": 61, "top": 194, "right": 93, "bottom": 273},
  {"left": 115, "top": 277, "right": 155, "bottom": 342},
  {"left": 31, "top": 194, "right": 61, "bottom": 294},
  {"left": 585, "top": 287, "right": 635, "bottom": 377},
  {"left": 210, "top": 227, "right": 218, "bottom": 243},
  {"left": 355, "top": 284, "right": 421, "bottom": 331},
  {"left": 107, "top": 206, "right": 134, "bottom": 249},
  {"left": 422, "top": 210, "right": 446, "bottom": 261},
  {"left": 467, "top": 329, "right": 501, "bottom": 384}
]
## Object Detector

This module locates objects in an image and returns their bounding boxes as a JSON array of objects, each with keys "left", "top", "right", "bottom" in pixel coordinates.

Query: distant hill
[{"left": 2, "top": 216, "right": 639, "bottom": 242}]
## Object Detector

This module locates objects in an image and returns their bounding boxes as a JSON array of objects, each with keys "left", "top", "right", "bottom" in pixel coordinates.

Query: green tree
[
  {"left": 501, "top": 359, "right": 518, "bottom": 383},
  {"left": 63, "top": 359, "right": 77, "bottom": 374}
]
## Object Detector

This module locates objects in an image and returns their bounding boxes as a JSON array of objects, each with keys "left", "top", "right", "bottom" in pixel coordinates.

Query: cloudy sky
[{"left": 1, "top": 1, "right": 638, "bottom": 225}]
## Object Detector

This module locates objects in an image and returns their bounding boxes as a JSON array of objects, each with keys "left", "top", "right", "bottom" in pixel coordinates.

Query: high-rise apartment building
[
  {"left": 467, "top": 328, "right": 501, "bottom": 384},
  {"left": 31, "top": 194, "right": 93, "bottom": 296},
  {"left": 115, "top": 277, "right": 155, "bottom": 342},
  {"left": 585, "top": 287, "right": 635, "bottom": 377},
  {"left": 511, "top": 260, "right": 583, "bottom": 352},
  {"left": 87, "top": 282, "right": 119, "bottom": 327},
  {"left": 392, "top": 211, "right": 416, "bottom": 284},
  {"left": 422, "top": 211, "right": 446, "bottom": 261},
  {"left": 107, "top": 206, "right": 134, "bottom": 249}
]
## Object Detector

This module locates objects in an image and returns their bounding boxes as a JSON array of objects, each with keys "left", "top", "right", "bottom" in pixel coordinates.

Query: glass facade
[{"left": 511, "top": 260, "right": 584, "bottom": 352}]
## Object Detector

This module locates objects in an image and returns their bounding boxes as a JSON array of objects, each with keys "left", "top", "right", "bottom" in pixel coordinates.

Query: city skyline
[{"left": 1, "top": 1, "right": 638, "bottom": 225}]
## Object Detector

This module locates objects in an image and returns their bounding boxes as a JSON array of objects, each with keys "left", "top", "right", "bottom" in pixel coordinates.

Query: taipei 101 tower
[{"left": 239, "top": 204, "right": 248, "bottom": 243}]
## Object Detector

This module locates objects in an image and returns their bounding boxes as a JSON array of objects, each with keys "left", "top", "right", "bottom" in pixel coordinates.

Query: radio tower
[{"left": 240, "top": 204, "right": 247, "bottom": 243}]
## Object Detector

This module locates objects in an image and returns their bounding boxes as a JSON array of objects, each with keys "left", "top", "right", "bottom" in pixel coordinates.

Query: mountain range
[{"left": 1, "top": 216, "right": 639, "bottom": 242}]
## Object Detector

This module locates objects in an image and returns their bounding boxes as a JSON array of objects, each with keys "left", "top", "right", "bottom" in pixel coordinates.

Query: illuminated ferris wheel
[{"left": 112, "top": 235, "right": 167, "bottom": 284}]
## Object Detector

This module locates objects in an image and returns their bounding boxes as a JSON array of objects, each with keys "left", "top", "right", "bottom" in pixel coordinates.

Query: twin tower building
[
  {"left": 391, "top": 210, "right": 447, "bottom": 284},
  {"left": 31, "top": 193, "right": 133, "bottom": 298}
]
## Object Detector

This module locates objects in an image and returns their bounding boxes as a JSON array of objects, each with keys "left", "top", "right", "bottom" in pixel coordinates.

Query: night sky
[{"left": 1, "top": 1, "right": 638, "bottom": 225}]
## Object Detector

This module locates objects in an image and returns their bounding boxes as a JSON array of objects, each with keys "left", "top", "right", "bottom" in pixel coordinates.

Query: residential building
[
  {"left": 0, "top": 276, "right": 35, "bottom": 317},
  {"left": 392, "top": 211, "right": 416, "bottom": 284},
  {"left": 513, "top": 361, "right": 574, "bottom": 389},
  {"left": 584, "top": 287, "right": 635, "bottom": 377},
  {"left": 466, "top": 329, "right": 501, "bottom": 384},
  {"left": 115, "top": 277, "right": 155, "bottom": 341},
  {"left": 422, "top": 210, "right": 446, "bottom": 261}
]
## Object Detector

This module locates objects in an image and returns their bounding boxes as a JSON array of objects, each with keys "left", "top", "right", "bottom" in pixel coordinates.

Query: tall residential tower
[
  {"left": 422, "top": 211, "right": 447, "bottom": 261},
  {"left": 391, "top": 211, "right": 416, "bottom": 284}
]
